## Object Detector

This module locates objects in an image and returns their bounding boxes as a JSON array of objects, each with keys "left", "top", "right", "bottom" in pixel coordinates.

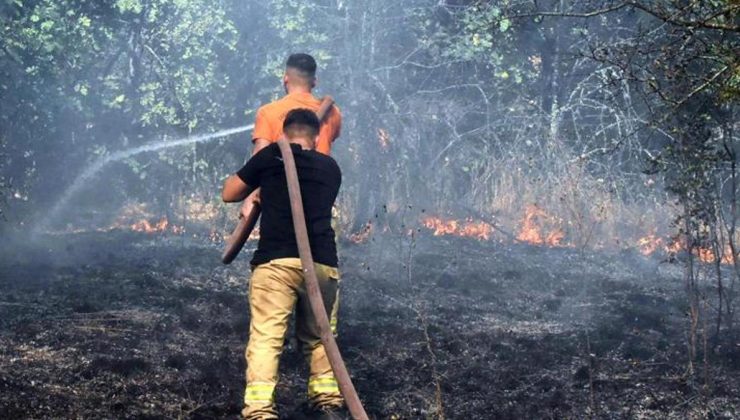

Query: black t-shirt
[{"left": 236, "top": 143, "right": 341, "bottom": 267}]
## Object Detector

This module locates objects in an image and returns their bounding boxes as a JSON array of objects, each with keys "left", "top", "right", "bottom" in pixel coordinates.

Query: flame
[
  {"left": 636, "top": 233, "right": 735, "bottom": 264},
  {"left": 421, "top": 216, "right": 493, "bottom": 240},
  {"left": 349, "top": 221, "right": 373, "bottom": 244},
  {"left": 715, "top": 247, "right": 734, "bottom": 264},
  {"left": 108, "top": 203, "right": 185, "bottom": 235},
  {"left": 516, "top": 205, "right": 566, "bottom": 246},
  {"left": 691, "top": 244, "right": 733, "bottom": 264},
  {"left": 696, "top": 247, "right": 714, "bottom": 263},
  {"left": 664, "top": 236, "right": 683, "bottom": 255},
  {"left": 637, "top": 233, "right": 663, "bottom": 256},
  {"left": 415, "top": 204, "right": 736, "bottom": 265},
  {"left": 420, "top": 205, "right": 564, "bottom": 244},
  {"left": 129, "top": 217, "right": 184, "bottom": 234},
  {"left": 419, "top": 205, "right": 736, "bottom": 265}
]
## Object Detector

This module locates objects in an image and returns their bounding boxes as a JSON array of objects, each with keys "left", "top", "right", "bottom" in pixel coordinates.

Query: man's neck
[
  {"left": 288, "top": 138, "right": 314, "bottom": 150},
  {"left": 285, "top": 84, "right": 312, "bottom": 95}
]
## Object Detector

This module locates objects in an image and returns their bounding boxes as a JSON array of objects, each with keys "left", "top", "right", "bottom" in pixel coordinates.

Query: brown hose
[
  {"left": 276, "top": 139, "right": 368, "bottom": 419},
  {"left": 221, "top": 205, "right": 260, "bottom": 264}
]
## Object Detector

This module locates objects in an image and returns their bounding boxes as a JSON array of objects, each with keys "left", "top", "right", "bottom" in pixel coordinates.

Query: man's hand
[{"left": 240, "top": 190, "right": 261, "bottom": 218}]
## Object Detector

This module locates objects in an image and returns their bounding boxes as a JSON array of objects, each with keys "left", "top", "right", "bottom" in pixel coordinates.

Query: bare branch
[
  {"left": 627, "top": 2, "right": 740, "bottom": 33},
  {"left": 509, "top": 1, "right": 740, "bottom": 33},
  {"left": 674, "top": 65, "right": 731, "bottom": 109},
  {"left": 508, "top": 2, "right": 631, "bottom": 19}
]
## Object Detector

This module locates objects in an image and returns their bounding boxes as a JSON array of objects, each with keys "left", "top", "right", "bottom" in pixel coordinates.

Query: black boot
[
  {"left": 314, "top": 405, "right": 350, "bottom": 420},
  {"left": 288, "top": 402, "right": 350, "bottom": 420}
]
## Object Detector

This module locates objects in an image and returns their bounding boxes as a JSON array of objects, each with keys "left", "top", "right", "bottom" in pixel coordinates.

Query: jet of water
[{"left": 36, "top": 124, "right": 253, "bottom": 234}]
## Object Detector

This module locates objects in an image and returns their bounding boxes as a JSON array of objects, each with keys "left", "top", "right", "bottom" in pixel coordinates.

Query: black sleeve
[
  {"left": 328, "top": 156, "right": 342, "bottom": 189},
  {"left": 236, "top": 145, "right": 273, "bottom": 188}
]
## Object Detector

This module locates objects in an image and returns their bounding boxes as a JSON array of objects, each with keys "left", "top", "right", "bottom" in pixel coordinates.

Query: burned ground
[{"left": 1, "top": 232, "right": 738, "bottom": 419}]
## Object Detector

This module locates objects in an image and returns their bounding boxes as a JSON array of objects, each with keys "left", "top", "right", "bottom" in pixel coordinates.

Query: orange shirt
[{"left": 252, "top": 92, "right": 342, "bottom": 155}]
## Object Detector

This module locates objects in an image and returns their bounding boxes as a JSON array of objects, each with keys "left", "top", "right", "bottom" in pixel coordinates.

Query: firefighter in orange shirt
[{"left": 241, "top": 53, "right": 341, "bottom": 222}]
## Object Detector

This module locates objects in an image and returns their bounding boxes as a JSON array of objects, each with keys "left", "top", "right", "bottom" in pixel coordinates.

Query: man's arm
[
  {"left": 222, "top": 175, "right": 253, "bottom": 202},
  {"left": 238, "top": 138, "right": 269, "bottom": 215},
  {"left": 223, "top": 147, "right": 269, "bottom": 203},
  {"left": 331, "top": 104, "right": 342, "bottom": 141},
  {"left": 316, "top": 105, "right": 342, "bottom": 155},
  {"left": 240, "top": 107, "right": 273, "bottom": 214},
  {"left": 251, "top": 107, "right": 274, "bottom": 155}
]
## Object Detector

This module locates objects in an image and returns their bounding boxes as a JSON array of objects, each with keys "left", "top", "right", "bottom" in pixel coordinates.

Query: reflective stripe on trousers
[
  {"left": 244, "top": 382, "right": 275, "bottom": 405},
  {"left": 308, "top": 375, "right": 340, "bottom": 397}
]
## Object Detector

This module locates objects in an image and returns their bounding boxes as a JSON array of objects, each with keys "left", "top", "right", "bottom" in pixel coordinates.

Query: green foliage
[
  {"left": 3, "top": 0, "right": 239, "bottom": 129},
  {"left": 719, "top": 64, "right": 740, "bottom": 103},
  {"left": 263, "top": 0, "right": 332, "bottom": 78},
  {"left": 425, "top": 4, "right": 528, "bottom": 85},
  {"left": 115, "top": 0, "right": 143, "bottom": 14},
  {"left": 1, "top": 0, "right": 244, "bottom": 216}
]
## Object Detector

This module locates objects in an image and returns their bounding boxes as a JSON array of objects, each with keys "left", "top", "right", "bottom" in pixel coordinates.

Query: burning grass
[
  {"left": 50, "top": 194, "right": 738, "bottom": 267},
  {"left": 421, "top": 217, "right": 494, "bottom": 241},
  {"left": 129, "top": 217, "right": 184, "bottom": 235},
  {"left": 637, "top": 233, "right": 735, "bottom": 265},
  {"left": 418, "top": 206, "right": 738, "bottom": 265},
  {"left": 515, "top": 204, "right": 566, "bottom": 246}
]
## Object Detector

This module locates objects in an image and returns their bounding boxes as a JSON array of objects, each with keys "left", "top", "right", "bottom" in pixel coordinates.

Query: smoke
[
  {"left": 0, "top": 0, "right": 676, "bottom": 250},
  {"left": 2, "top": 1, "right": 734, "bottom": 262},
  {"left": 36, "top": 125, "right": 253, "bottom": 235}
]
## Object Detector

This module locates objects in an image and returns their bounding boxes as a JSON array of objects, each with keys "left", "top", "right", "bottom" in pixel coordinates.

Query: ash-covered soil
[{"left": 1, "top": 231, "right": 739, "bottom": 419}]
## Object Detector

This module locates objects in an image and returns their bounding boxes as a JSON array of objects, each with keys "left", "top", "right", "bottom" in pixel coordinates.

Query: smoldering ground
[{"left": 1, "top": 229, "right": 739, "bottom": 418}]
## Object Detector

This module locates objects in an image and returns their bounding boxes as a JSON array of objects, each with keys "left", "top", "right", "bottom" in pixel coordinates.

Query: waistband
[{"left": 253, "top": 257, "right": 340, "bottom": 278}]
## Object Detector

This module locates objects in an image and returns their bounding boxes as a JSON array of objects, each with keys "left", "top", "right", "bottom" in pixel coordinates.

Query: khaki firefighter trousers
[{"left": 242, "top": 258, "right": 343, "bottom": 419}]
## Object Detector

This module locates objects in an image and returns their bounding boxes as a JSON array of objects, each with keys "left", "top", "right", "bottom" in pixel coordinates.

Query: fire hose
[{"left": 275, "top": 138, "right": 368, "bottom": 420}]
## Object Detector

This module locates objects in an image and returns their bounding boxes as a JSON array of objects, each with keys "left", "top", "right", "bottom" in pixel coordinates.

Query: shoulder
[
  {"left": 258, "top": 95, "right": 292, "bottom": 118},
  {"left": 257, "top": 101, "right": 280, "bottom": 118},
  {"left": 314, "top": 151, "right": 340, "bottom": 174},
  {"left": 253, "top": 143, "right": 280, "bottom": 162}
]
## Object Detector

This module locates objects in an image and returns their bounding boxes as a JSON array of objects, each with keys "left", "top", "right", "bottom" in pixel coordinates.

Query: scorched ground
[{"left": 1, "top": 231, "right": 739, "bottom": 419}]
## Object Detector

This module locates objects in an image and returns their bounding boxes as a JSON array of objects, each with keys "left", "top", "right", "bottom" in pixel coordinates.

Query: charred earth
[{"left": 1, "top": 231, "right": 738, "bottom": 419}]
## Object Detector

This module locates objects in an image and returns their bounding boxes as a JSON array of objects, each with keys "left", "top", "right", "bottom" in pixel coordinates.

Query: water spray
[{"left": 36, "top": 124, "right": 253, "bottom": 235}]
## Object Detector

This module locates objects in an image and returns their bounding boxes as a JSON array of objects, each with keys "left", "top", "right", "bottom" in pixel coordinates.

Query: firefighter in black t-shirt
[{"left": 221, "top": 109, "right": 345, "bottom": 419}]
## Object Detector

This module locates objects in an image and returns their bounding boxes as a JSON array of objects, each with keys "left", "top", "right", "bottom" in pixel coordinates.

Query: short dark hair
[
  {"left": 283, "top": 108, "right": 320, "bottom": 138},
  {"left": 286, "top": 53, "right": 317, "bottom": 77}
]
